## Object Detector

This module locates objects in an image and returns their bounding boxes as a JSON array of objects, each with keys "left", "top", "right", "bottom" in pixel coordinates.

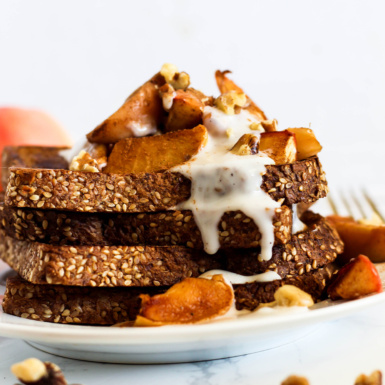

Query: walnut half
[
  {"left": 11, "top": 358, "right": 69, "bottom": 385},
  {"left": 230, "top": 134, "right": 259, "bottom": 155}
]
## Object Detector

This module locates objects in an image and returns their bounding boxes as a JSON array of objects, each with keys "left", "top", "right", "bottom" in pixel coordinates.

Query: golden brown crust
[{"left": 4, "top": 157, "right": 327, "bottom": 213}]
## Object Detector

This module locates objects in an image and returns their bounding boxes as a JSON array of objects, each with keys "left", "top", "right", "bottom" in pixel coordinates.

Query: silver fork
[
  {"left": 327, "top": 187, "right": 385, "bottom": 223},
  {"left": 327, "top": 188, "right": 385, "bottom": 285}
]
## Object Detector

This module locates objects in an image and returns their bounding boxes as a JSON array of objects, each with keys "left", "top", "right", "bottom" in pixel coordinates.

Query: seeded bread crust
[
  {"left": 0, "top": 203, "right": 292, "bottom": 248},
  {"left": 226, "top": 211, "right": 343, "bottom": 278},
  {"left": 4, "top": 157, "right": 327, "bottom": 213},
  {"left": 0, "top": 212, "right": 343, "bottom": 287},
  {"left": 1, "top": 146, "right": 69, "bottom": 190},
  {"left": 233, "top": 263, "right": 338, "bottom": 311},
  {"left": 3, "top": 267, "right": 337, "bottom": 325}
]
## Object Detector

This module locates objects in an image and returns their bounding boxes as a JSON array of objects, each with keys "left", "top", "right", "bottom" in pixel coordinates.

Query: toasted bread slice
[
  {"left": 3, "top": 265, "right": 337, "bottom": 324},
  {"left": 1, "top": 146, "right": 69, "bottom": 190},
  {"left": 0, "top": 203, "right": 292, "bottom": 248},
  {"left": 104, "top": 125, "right": 208, "bottom": 174},
  {"left": 0, "top": 212, "right": 343, "bottom": 287},
  {"left": 5, "top": 157, "right": 328, "bottom": 213}
]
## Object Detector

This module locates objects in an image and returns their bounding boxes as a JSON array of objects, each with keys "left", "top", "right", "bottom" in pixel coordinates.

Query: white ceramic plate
[{"left": 1, "top": 267, "right": 385, "bottom": 364}]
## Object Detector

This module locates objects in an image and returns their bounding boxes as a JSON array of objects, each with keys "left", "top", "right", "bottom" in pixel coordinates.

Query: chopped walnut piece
[
  {"left": 160, "top": 63, "right": 190, "bottom": 90},
  {"left": 69, "top": 150, "right": 99, "bottom": 173},
  {"left": 160, "top": 63, "right": 179, "bottom": 83},
  {"left": 170, "top": 72, "right": 190, "bottom": 90},
  {"left": 230, "top": 134, "right": 259, "bottom": 155},
  {"left": 11, "top": 358, "right": 69, "bottom": 385},
  {"left": 281, "top": 375, "right": 310, "bottom": 385},
  {"left": 355, "top": 370, "right": 382, "bottom": 385},
  {"left": 261, "top": 118, "right": 278, "bottom": 132},
  {"left": 258, "top": 285, "right": 314, "bottom": 310},
  {"left": 249, "top": 122, "right": 264, "bottom": 131},
  {"left": 215, "top": 91, "right": 247, "bottom": 115},
  {"left": 274, "top": 285, "right": 314, "bottom": 307}
]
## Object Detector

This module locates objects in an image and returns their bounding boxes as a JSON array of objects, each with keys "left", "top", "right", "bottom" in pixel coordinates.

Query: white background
[{"left": 1, "top": 0, "right": 385, "bottom": 186}]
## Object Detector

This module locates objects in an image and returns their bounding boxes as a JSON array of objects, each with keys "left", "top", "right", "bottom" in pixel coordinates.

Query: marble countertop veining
[{"left": 1, "top": 301, "right": 385, "bottom": 385}]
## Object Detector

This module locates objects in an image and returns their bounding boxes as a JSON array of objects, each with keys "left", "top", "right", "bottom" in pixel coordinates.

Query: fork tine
[
  {"left": 327, "top": 190, "right": 350, "bottom": 217},
  {"left": 327, "top": 188, "right": 374, "bottom": 221},
  {"left": 339, "top": 188, "right": 363, "bottom": 221},
  {"left": 363, "top": 189, "right": 385, "bottom": 222},
  {"left": 352, "top": 187, "right": 374, "bottom": 220}
]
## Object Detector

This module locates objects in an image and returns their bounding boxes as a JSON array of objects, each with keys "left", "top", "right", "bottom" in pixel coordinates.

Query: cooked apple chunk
[
  {"left": 328, "top": 254, "right": 383, "bottom": 300},
  {"left": 287, "top": 127, "right": 322, "bottom": 160},
  {"left": 259, "top": 130, "right": 297, "bottom": 164},
  {"left": 104, "top": 124, "right": 208, "bottom": 174},
  {"left": 134, "top": 275, "right": 234, "bottom": 326},
  {"left": 87, "top": 74, "right": 165, "bottom": 144},
  {"left": 165, "top": 89, "right": 205, "bottom": 132},
  {"left": 327, "top": 215, "right": 385, "bottom": 264},
  {"left": 215, "top": 70, "right": 267, "bottom": 122}
]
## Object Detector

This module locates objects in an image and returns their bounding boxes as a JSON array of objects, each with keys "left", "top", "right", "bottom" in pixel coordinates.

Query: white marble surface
[{"left": 0, "top": 301, "right": 384, "bottom": 385}]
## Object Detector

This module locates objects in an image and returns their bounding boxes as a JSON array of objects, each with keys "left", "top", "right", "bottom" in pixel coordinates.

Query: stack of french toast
[{"left": 0, "top": 65, "right": 344, "bottom": 325}]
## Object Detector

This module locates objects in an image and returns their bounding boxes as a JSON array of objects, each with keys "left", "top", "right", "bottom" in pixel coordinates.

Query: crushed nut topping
[
  {"left": 160, "top": 63, "right": 190, "bottom": 90},
  {"left": 261, "top": 118, "right": 278, "bottom": 132},
  {"left": 69, "top": 150, "right": 99, "bottom": 173},
  {"left": 215, "top": 91, "right": 247, "bottom": 115},
  {"left": 11, "top": 358, "right": 70, "bottom": 385},
  {"left": 249, "top": 122, "right": 264, "bottom": 131},
  {"left": 274, "top": 285, "right": 314, "bottom": 307},
  {"left": 230, "top": 134, "right": 259, "bottom": 155},
  {"left": 160, "top": 63, "right": 179, "bottom": 83}
]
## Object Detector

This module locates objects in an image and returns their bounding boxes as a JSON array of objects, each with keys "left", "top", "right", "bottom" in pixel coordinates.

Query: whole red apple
[{"left": 0, "top": 107, "right": 72, "bottom": 190}]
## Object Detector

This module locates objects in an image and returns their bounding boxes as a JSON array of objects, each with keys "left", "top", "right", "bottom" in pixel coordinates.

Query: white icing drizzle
[
  {"left": 161, "top": 90, "right": 176, "bottom": 111},
  {"left": 292, "top": 204, "right": 307, "bottom": 234},
  {"left": 126, "top": 121, "right": 158, "bottom": 137},
  {"left": 199, "top": 269, "right": 281, "bottom": 284},
  {"left": 172, "top": 106, "right": 280, "bottom": 260}
]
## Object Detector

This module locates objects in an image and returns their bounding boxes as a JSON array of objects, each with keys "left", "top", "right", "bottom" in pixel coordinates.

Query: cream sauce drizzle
[
  {"left": 199, "top": 269, "right": 281, "bottom": 284},
  {"left": 292, "top": 204, "right": 307, "bottom": 234},
  {"left": 172, "top": 106, "right": 280, "bottom": 260}
]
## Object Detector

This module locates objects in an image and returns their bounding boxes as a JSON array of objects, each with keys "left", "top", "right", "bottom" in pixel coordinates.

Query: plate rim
[{"left": 1, "top": 290, "right": 384, "bottom": 346}]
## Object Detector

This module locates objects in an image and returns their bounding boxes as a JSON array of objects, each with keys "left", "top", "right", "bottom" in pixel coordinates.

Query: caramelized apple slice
[
  {"left": 328, "top": 254, "right": 382, "bottom": 300},
  {"left": 327, "top": 215, "right": 385, "bottom": 264},
  {"left": 104, "top": 124, "right": 208, "bottom": 174},
  {"left": 165, "top": 89, "right": 204, "bottom": 133},
  {"left": 259, "top": 130, "right": 297, "bottom": 164},
  {"left": 215, "top": 70, "right": 267, "bottom": 122},
  {"left": 87, "top": 74, "right": 165, "bottom": 144},
  {"left": 287, "top": 128, "right": 322, "bottom": 160},
  {"left": 135, "top": 275, "right": 234, "bottom": 326}
]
